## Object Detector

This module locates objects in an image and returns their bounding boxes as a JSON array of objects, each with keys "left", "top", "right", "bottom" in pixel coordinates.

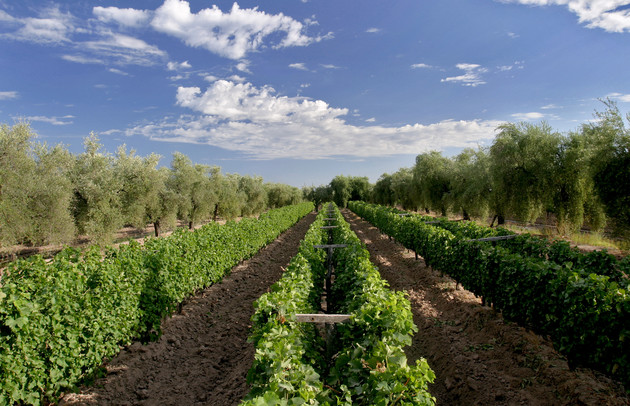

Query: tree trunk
[
  {"left": 188, "top": 220, "right": 194, "bottom": 230},
  {"left": 425, "top": 208, "right": 430, "bottom": 214},
  {"left": 213, "top": 204, "right": 219, "bottom": 222},
  {"left": 497, "top": 214, "right": 505, "bottom": 225},
  {"left": 462, "top": 209, "right": 470, "bottom": 221},
  {"left": 153, "top": 220, "right": 160, "bottom": 237},
  {"left": 490, "top": 215, "right": 497, "bottom": 227}
]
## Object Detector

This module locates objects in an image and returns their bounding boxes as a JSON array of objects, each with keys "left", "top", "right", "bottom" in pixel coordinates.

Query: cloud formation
[
  {"left": 167, "top": 60, "right": 192, "bottom": 71},
  {"left": 125, "top": 80, "right": 502, "bottom": 159},
  {"left": 1, "top": 6, "right": 75, "bottom": 44},
  {"left": 289, "top": 62, "right": 309, "bottom": 70},
  {"left": 607, "top": 92, "right": 630, "bottom": 102},
  {"left": 1, "top": 6, "right": 166, "bottom": 67},
  {"left": 0, "top": 91, "right": 18, "bottom": 100},
  {"left": 441, "top": 63, "right": 488, "bottom": 87},
  {"left": 80, "top": 33, "right": 167, "bottom": 66},
  {"left": 93, "top": 6, "right": 151, "bottom": 28},
  {"left": 21, "top": 115, "right": 74, "bottom": 125},
  {"left": 511, "top": 112, "right": 546, "bottom": 120},
  {"left": 0, "top": 1, "right": 325, "bottom": 68},
  {"left": 150, "top": 0, "right": 325, "bottom": 59},
  {"left": 500, "top": 0, "right": 630, "bottom": 32},
  {"left": 411, "top": 63, "right": 432, "bottom": 69}
]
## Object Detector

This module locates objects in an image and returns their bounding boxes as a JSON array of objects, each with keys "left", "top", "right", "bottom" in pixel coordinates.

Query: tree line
[
  {"left": 307, "top": 101, "right": 630, "bottom": 236},
  {"left": 0, "top": 123, "right": 303, "bottom": 248}
]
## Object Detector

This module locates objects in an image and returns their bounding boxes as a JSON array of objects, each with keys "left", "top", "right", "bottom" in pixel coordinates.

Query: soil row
[
  {"left": 341, "top": 208, "right": 628, "bottom": 405},
  {"left": 60, "top": 212, "right": 317, "bottom": 406}
]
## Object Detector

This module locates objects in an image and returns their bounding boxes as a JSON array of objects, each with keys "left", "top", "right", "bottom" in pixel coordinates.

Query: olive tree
[
  {"left": 489, "top": 122, "right": 561, "bottom": 225},
  {"left": 412, "top": 152, "right": 453, "bottom": 216},
  {"left": 0, "top": 122, "right": 37, "bottom": 246},
  {"left": 390, "top": 168, "right": 416, "bottom": 210},
  {"left": 167, "top": 152, "right": 217, "bottom": 229},
  {"left": 238, "top": 175, "right": 266, "bottom": 217},
  {"left": 70, "top": 134, "right": 123, "bottom": 245},
  {"left": 372, "top": 173, "right": 394, "bottom": 206},
  {"left": 349, "top": 176, "right": 372, "bottom": 202},
  {"left": 212, "top": 171, "right": 245, "bottom": 221},
  {"left": 449, "top": 148, "right": 491, "bottom": 220},
  {"left": 0, "top": 123, "right": 75, "bottom": 246},
  {"left": 330, "top": 175, "right": 351, "bottom": 208},
  {"left": 266, "top": 183, "right": 302, "bottom": 208},
  {"left": 581, "top": 100, "right": 630, "bottom": 234}
]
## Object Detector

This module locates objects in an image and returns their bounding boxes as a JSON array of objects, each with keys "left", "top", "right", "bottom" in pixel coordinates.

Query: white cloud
[
  {"left": 167, "top": 60, "right": 191, "bottom": 70},
  {"left": 300, "top": 83, "right": 311, "bottom": 88},
  {"left": 366, "top": 27, "right": 381, "bottom": 33},
  {"left": 4, "top": 2, "right": 323, "bottom": 67},
  {"left": 320, "top": 64, "right": 341, "bottom": 69},
  {"left": 62, "top": 54, "right": 105, "bottom": 64},
  {"left": 100, "top": 129, "right": 123, "bottom": 135},
  {"left": 1, "top": 6, "right": 167, "bottom": 67},
  {"left": 125, "top": 80, "right": 502, "bottom": 159},
  {"left": 93, "top": 6, "right": 151, "bottom": 28},
  {"left": 289, "top": 62, "right": 309, "bottom": 70},
  {"left": 411, "top": 63, "right": 432, "bottom": 69},
  {"left": 441, "top": 63, "right": 488, "bottom": 87},
  {"left": 108, "top": 68, "right": 129, "bottom": 75},
  {"left": 0, "top": 91, "right": 18, "bottom": 100},
  {"left": 500, "top": 0, "right": 630, "bottom": 33},
  {"left": 607, "top": 92, "right": 630, "bottom": 102},
  {"left": 236, "top": 60, "right": 251, "bottom": 73},
  {"left": 2, "top": 6, "right": 75, "bottom": 44},
  {"left": 366, "top": 117, "right": 376, "bottom": 122},
  {"left": 81, "top": 33, "right": 167, "bottom": 66},
  {"left": 22, "top": 115, "right": 74, "bottom": 125},
  {"left": 0, "top": 10, "right": 16, "bottom": 23},
  {"left": 497, "top": 61, "right": 524, "bottom": 72},
  {"left": 511, "top": 111, "right": 546, "bottom": 120},
  {"left": 204, "top": 75, "right": 219, "bottom": 82},
  {"left": 228, "top": 74, "right": 246, "bottom": 83},
  {"left": 150, "top": 0, "right": 324, "bottom": 60},
  {"left": 541, "top": 103, "right": 562, "bottom": 109}
]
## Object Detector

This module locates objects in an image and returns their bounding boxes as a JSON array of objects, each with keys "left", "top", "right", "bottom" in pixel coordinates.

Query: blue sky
[{"left": 1, "top": 0, "right": 629, "bottom": 187}]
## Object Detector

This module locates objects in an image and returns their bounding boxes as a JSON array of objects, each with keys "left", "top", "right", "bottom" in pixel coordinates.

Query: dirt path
[
  {"left": 60, "top": 212, "right": 317, "bottom": 406},
  {"left": 342, "top": 209, "right": 628, "bottom": 406}
]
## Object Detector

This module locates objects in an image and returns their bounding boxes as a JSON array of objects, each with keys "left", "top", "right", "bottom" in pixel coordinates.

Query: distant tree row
[
  {"left": 0, "top": 123, "right": 303, "bottom": 248},
  {"left": 308, "top": 101, "right": 630, "bottom": 236},
  {"left": 303, "top": 175, "right": 371, "bottom": 211}
]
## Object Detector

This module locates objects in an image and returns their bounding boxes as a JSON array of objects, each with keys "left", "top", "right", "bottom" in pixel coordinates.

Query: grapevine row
[
  {"left": 349, "top": 201, "right": 630, "bottom": 387},
  {"left": 0, "top": 202, "right": 313, "bottom": 406},
  {"left": 367, "top": 204, "right": 629, "bottom": 284},
  {"left": 243, "top": 203, "right": 435, "bottom": 405}
]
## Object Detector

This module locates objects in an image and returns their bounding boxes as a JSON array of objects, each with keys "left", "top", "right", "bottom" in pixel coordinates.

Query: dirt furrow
[
  {"left": 342, "top": 209, "right": 628, "bottom": 406},
  {"left": 60, "top": 212, "right": 317, "bottom": 406}
]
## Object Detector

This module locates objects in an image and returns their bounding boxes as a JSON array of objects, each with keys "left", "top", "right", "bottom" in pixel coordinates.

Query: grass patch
[{"left": 567, "top": 232, "right": 620, "bottom": 250}]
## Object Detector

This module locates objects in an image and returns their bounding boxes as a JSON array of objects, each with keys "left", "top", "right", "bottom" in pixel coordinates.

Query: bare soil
[
  {"left": 342, "top": 209, "right": 629, "bottom": 406},
  {"left": 59, "top": 211, "right": 317, "bottom": 406}
]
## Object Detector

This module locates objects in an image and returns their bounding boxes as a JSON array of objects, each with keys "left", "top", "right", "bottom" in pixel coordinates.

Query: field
[
  {"left": 60, "top": 212, "right": 318, "bottom": 405},
  {"left": 52, "top": 207, "right": 628, "bottom": 405}
]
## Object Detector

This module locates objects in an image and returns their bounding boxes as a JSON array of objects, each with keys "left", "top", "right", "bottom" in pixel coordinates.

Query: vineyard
[
  {"left": 0, "top": 203, "right": 313, "bottom": 405},
  {"left": 244, "top": 203, "right": 435, "bottom": 404},
  {"left": 349, "top": 201, "right": 630, "bottom": 388},
  {"left": 0, "top": 201, "right": 629, "bottom": 405}
]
